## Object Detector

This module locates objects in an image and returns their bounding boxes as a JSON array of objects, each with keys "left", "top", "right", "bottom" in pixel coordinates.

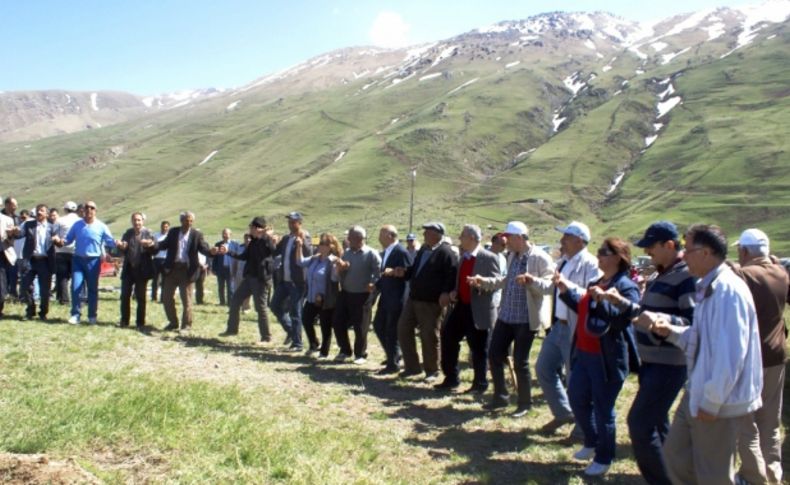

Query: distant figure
[
  {"left": 150, "top": 220, "right": 170, "bottom": 302},
  {"left": 54, "top": 201, "right": 80, "bottom": 305},
  {"left": 154, "top": 211, "right": 219, "bottom": 332},
  {"left": 213, "top": 228, "right": 234, "bottom": 306},
  {"left": 405, "top": 233, "right": 418, "bottom": 260},
  {"left": 18, "top": 204, "right": 59, "bottom": 321},
  {"left": 57, "top": 201, "right": 117, "bottom": 325},
  {"left": 116, "top": 212, "right": 156, "bottom": 329}
]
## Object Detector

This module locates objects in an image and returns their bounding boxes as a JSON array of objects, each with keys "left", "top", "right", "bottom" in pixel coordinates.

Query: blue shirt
[
  {"left": 303, "top": 257, "right": 337, "bottom": 304},
  {"left": 65, "top": 219, "right": 115, "bottom": 257},
  {"left": 498, "top": 253, "right": 530, "bottom": 324}
]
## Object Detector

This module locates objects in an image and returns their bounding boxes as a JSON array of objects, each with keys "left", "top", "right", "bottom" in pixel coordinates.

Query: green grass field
[{"left": 1, "top": 276, "right": 788, "bottom": 483}]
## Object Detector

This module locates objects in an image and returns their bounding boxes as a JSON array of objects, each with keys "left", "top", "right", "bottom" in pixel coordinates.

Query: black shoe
[
  {"left": 398, "top": 370, "right": 422, "bottom": 379},
  {"left": 218, "top": 331, "right": 238, "bottom": 337},
  {"left": 483, "top": 398, "right": 509, "bottom": 411},
  {"left": 540, "top": 415, "right": 575, "bottom": 434},
  {"left": 463, "top": 384, "right": 488, "bottom": 394},
  {"left": 377, "top": 366, "right": 400, "bottom": 376},
  {"left": 118, "top": 322, "right": 130, "bottom": 328},
  {"left": 283, "top": 336, "right": 292, "bottom": 346},
  {"left": 433, "top": 380, "right": 460, "bottom": 391},
  {"left": 162, "top": 323, "right": 178, "bottom": 331},
  {"left": 511, "top": 405, "right": 532, "bottom": 418}
]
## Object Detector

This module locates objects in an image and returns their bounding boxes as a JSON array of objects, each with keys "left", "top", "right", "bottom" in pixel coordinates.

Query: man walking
[
  {"left": 213, "top": 228, "right": 234, "bottom": 306},
  {"left": 373, "top": 225, "right": 411, "bottom": 374},
  {"left": 116, "top": 212, "right": 156, "bottom": 329},
  {"left": 18, "top": 204, "right": 59, "bottom": 321},
  {"left": 650, "top": 224, "right": 763, "bottom": 484},
  {"left": 54, "top": 201, "right": 80, "bottom": 305},
  {"left": 436, "top": 224, "right": 500, "bottom": 393},
  {"left": 155, "top": 211, "right": 219, "bottom": 332}
]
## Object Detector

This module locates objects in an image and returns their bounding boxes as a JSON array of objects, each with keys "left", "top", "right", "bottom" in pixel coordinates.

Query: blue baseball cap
[{"left": 636, "top": 221, "right": 679, "bottom": 248}]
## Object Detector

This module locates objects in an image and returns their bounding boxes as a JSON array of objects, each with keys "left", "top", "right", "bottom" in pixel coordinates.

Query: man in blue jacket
[{"left": 18, "top": 204, "right": 59, "bottom": 321}]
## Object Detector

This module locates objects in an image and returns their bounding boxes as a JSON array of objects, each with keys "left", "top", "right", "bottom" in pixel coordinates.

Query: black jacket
[
  {"left": 232, "top": 235, "right": 276, "bottom": 281},
  {"left": 156, "top": 227, "right": 212, "bottom": 282},
  {"left": 404, "top": 242, "right": 458, "bottom": 303},
  {"left": 275, "top": 233, "right": 313, "bottom": 286},
  {"left": 120, "top": 228, "right": 156, "bottom": 280},
  {"left": 19, "top": 219, "right": 58, "bottom": 273}
]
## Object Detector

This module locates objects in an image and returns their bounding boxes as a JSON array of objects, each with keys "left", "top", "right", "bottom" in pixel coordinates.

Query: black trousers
[
  {"left": 120, "top": 271, "right": 149, "bottom": 326},
  {"left": 226, "top": 276, "right": 270, "bottom": 340},
  {"left": 55, "top": 252, "right": 72, "bottom": 303},
  {"left": 215, "top": 270, "right": 231, "bottom": 306},
  {"left": 20, "top": 258, "right": 52, "bottom": 318},
  {"left": 151, "top": 258, "right": 166, "bottom": 300},
  {"left": 302, "top": 301, "right": 334, "bottom": 356},
  {"left": 0, "top": 257, "right": 7, "bottom": 316},
  {"left": 332, "top": 291, "right": 370, "bottom": 358},
  {"left": 373, "top": 299, "right": 404, "bottom": 370},
  {"left": 194, "top": 267, "right": 207, "bottom": 304},
  {"left": 489, "top": 319, "right": 537, "bottom": 407},
  {"left": 440, "top": 302, "right": 490, "bottom": 387}
]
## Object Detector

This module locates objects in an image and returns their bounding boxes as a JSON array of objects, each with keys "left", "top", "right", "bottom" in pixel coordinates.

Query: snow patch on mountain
[
  {"left": 506, "top": 61, "right": 521, "bottom": 68},
  {"left": 419, "top": 73, "right": 442, "bottom": 82},
  {"left": 563, "top": 72, "right": 586, "bottom": 95},
  {"left": 198, "top": 150, "right": 218, "bottom": 166},
  {"left": 431, "top": 45, "right": 458, "bottom": 67},
  {"left": 651, "top": 41, "right": 668, "bottom": 52},
  {"left": 447, "top": 78, "right": 479, "bottom": 95},
  {"left": 584, "top": 39, "right": 597, "bottom": 50},
  {"left": 661, "top": 47, "right": 691, "bottom": 64},
  {"left": 226, "top": 100, "right": 240, "bottom": 111},
  {"left": 657, "top": 96, "right": 682, "bottom": 118},
  {"left": 90, "top": 93, "right": 99, "bottom": 111}
]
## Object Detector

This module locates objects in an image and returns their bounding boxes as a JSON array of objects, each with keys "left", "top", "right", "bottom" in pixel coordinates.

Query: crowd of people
[{"left": 0, "top": 194, "right": 788, "bottom": 483}]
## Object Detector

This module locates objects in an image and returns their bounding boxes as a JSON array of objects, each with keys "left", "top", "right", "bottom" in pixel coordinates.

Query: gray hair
[
  {"left": 741, "top": 244, "right": 769, "bottom": 258},
  {"left": 348, "top": 225, "right": 366, "bottom": 239},
  {"left": 180, "top": 211, "right": 195, "bottom": 222},
  {"left": 462, "top": 224, "right": 482, "bottom": 242}
]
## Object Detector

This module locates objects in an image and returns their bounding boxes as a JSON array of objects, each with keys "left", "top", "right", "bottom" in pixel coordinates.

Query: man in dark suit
[
  {"left": 212, "top": 228, "right": 234, "bottom": 306},
  {"left": 373, "top": 225, "right": 412, "bottom": 374},
  {"left": 18, "top": 204, "right": 59, "bottom": 321},
  {"left": 270, "top": 211, "right": 313, "bottom": 349},
  {"left": 436, "top": 224, "right": 501, "bottom": 392},
  {"left": 392, "top": 222, "right": 458, "bottom": 382},
  {"left": 155, "top": 211, "right": 220, "bottom": 332},
  {"left": 116, "top": 212, "right": 156, "bottom": 329}
]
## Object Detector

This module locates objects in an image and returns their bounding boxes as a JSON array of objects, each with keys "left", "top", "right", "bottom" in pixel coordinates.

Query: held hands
[
  {"left": 335, "top": 258, "right": 350, "bottom": 272},
  {"left": 636, "top": 311, "right": 671, "bottom": 337},
  {"left": 140, "top": 239, "right": 155, "bottom": 249},
  {"left": 588, "top": 286, "right": 608, "bottom": 303},
  {"left": 438, "top": 292, "right": 451, "bottom": 308},
  {"left": 603, "top": 287, "right": 626, "bottom": 306},
  {"left": 466, "top": 275, "right": 483, "bottom": 288},
  {"left": 515, "top": 273, "right": 535, "bottom": 286},
  {"left": 552, "top": 270, "right": 568, "bottom": 294},
  {"left": 386, "top": 266, "right": 406, "bottom": 278},
  {"left": 51, "top": 235, "right": 64, "bottom": 247},
  {"left": 115, "top": 239, "right": 127, "bottom": 251}
]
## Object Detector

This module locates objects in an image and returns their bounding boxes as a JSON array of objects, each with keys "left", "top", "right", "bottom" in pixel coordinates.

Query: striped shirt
[{"left": 498, "top": 252, "right": 529, "bottom": 324}]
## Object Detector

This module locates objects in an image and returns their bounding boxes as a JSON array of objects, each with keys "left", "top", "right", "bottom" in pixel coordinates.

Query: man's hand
[
  {"left": 115, "top": 240, "right": 127, "bottom": 250},
  {"left": 335, "top": 259, "right": 350, "bottom": 272},
  {"left": 552, "top": 270, "right": 568, "bottom": 294},
  {"left": 438, "top": 292, "right": 451, "bottom": 308},
  {"left": 448, "top": 290, "right": 458, "bottom": 303},
  {"left": 588, "top": 286, "right": 607, "bottom": 302},
  {"left": 649, "top": 318, "right": 672, "bottom": 338},
  {"left": 141, "top": 239, "right": 155, "bottom": 249},
  {"left": 466, "top": 275, "right": 483, "bottom": 288},
  {"left": 515, "top": 273, "right": 535, "bottom": 286}
]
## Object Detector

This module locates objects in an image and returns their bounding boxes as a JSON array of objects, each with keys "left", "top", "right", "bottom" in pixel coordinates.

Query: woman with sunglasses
[
  {"left": 553, "top": 237, "right": 640, "bottom": 477},
  {"left": 295, "top": 233, "right": 342, "bottom": 358}
]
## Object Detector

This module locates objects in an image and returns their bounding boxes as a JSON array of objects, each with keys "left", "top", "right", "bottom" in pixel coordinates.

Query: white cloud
[{"left": 369, "top": 11, "right": 410, "bottom": 47}]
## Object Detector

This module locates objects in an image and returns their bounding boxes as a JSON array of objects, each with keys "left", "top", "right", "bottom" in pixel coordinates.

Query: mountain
[
  {"left": 1, "top": 1, "right": 788, "bottom": 252},
  {"left": 0, "top": 88, "right": 225, "bottom": 143}
]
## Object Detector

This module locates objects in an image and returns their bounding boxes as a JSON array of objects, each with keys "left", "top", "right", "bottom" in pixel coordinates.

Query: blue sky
[{"left": 1, "top": 0, "right": 737, "bottom": 95}]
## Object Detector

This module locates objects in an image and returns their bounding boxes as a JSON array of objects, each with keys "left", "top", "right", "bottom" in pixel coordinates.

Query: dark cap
[
  {"left": 250, "top": 216, "right": 267, "bottom": 228},
  {"left": 406, "top": 233, "right": 416, "bottom": 241},
  {"left": 285, "top": 211, "right": 303, "bottom": 221},
  {"left": 422, "top": 221, "right": 445, "bottom": 235},
  {"left": 636, "top": 221, "right": 679, "bottom": 248}
]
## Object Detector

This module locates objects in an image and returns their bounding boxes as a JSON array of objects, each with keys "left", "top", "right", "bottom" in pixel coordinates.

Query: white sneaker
[
  {"left": 584, "top": 461, "right": 610, "bottom": 476},
  {"left": 353, "top": 357, "right": 367, "bottom": 365},
  {"left": 334, "top": 352, "right": 351, "bottom": 362},
  {"left": 68, "top": 315, "right": 80, "bottom": 325},
  {"left": 88, "top": 317, "right": 98, "bottom": 325},
  {"left": 573, "top": 447, "right": 595, "bottom": 461}
]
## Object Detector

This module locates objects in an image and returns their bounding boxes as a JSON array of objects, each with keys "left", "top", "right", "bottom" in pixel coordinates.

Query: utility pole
[{"left": 408, "top": 168, "right": 416, "bottom": 235}]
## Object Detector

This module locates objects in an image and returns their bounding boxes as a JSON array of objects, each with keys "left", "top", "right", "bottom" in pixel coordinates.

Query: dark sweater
[{"left": 232, "top": 235, "right": 276, "bottom": 281}]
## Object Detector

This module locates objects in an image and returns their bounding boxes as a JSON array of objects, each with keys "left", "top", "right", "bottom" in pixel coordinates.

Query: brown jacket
[{"left": 734, "top": 258, "right": 789, "bottom": 367}]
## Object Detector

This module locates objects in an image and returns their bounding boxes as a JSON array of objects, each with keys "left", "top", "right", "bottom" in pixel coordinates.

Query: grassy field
[{"left": 1, "top": 276, "right": 788, "bottom": 484}]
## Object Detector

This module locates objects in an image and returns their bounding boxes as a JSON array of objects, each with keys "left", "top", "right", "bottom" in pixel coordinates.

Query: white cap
[
  {"left": 732, "top": 228, "right": 769, "bottom": 248},
  {"left": 555, "top": 221, "right": 591, "bottom": 243},
  {"left": 64, "top": 201, "right": 77, "bottom": 211},
  {"left": 504, "top": 221, "right": 528, "bottom": 237}
]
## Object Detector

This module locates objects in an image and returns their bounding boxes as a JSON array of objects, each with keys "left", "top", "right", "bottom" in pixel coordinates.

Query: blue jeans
[
  {"left": 269, "top": 281, "right": 304, "bottom": 347},
  {"left": 536, "top": 323, "right": 574, "bottom": 419},
  {"left": 628, "top": 362, "right": 687, "bottom": 485},
  {"left": 568, "top": 350, "right": 625, "bottom": 465},
  {"left": 71, "top": 256, "right": 101, "bottom": 320}
]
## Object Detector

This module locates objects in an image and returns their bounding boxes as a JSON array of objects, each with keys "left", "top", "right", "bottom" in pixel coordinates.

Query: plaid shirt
[{"left": 498, "top": 252, "right": 529, "bottom": 324}]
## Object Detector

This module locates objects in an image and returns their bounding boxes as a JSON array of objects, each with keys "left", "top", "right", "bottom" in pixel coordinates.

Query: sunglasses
[
  {"left": 85, "top": 205, "right": 97, "bottom": 210},
  {"left": 597, "top": 247, "right": 615, "bottom": 257}
]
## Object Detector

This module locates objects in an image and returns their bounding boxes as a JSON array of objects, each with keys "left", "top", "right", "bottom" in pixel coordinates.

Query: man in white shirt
[
  {"left": 54, "top": 201, "right": 80, "bottom": 305},
  {"left": 150, "top": 220, "right": 170, "bottom": 302},
  {"left": 536, "top": 221, "right": 602, "bottom": 433},
  {"left": 0, "top": 210, "right": 18, "bottom": 318}
]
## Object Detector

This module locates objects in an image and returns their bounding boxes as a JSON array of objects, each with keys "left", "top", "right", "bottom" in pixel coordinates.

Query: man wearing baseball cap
[
  {"left": 54, "top": 201, "right": 80, "bottom": 305},
  {"left": 730, "top": 228, "right": 788, "bottom": 484},
  {"left": 537, "top": 220, "right": 601, "bottom": 432},
  {"left": 391, "top": 221, "right": 458, "bottom": 382},
  {"left": 471, "top": 221, "right": 555, "bottom": 416},
  {"left": 602, "top": 221, "right": 696, "bottom": 484}
]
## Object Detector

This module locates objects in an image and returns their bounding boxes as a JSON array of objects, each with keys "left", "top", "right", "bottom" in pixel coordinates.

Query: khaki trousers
[
  {"left": 162, "top": 264, "right": 194, "bottom": 329},
  {"left": 397, "top": 298, "right": 444, "bottom": 375},
  {"left": 739, "top": 364, "right": 784, "bottom": 484},
  {"left": 664, "top": 391, "right": 753, "bottom": 485}
]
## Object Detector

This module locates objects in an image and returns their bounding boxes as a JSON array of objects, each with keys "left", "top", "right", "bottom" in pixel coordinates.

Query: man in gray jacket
[{"left": 436, "top": 224, "right": 501, "bottom": 392}]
